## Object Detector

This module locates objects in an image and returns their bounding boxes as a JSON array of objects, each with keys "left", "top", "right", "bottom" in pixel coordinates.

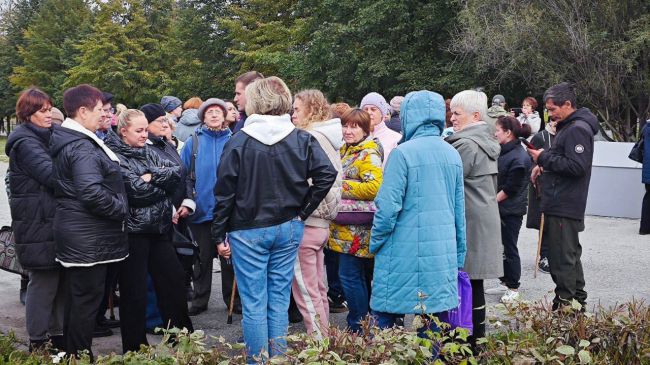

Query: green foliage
[{"left": 10, "top": 0, "right": 93, "bottom": 106}]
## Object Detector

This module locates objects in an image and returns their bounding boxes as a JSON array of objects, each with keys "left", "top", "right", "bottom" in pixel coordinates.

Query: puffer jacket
[
  {"left": 5, "top": 123, "right": 57, "bottom": 270},
  {"left": 517, "top": 111, "right": 542, "bottom": 134},
  {"left": 328, "top": 137, "right": 383, "bottom": 258},
  {"left": 174, "top": 109, "right": 201, "bottom": 142},
  {"left": 148, "top": 134, "right": 195, "bottom": 212},
  {"left": 50, "top": 119, "right": 129, "bottom": 267},
  {"left": 211, "top": 114, "right": 337, "bottom": 243},
  {"left": 304, "top": 118, "right": 344, "bottom": 228},
  {"left": 370, "top": 90, "right": 466, "bottom": 315},
  {"left": 445, "top": 122, "right": 503, "bottom": 279},
  {"left": 105, "top": 131, "right": 180, "bottom": 234}
]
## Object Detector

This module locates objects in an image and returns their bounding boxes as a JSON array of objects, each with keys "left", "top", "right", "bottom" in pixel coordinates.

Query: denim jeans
[
  {"left": 229, "top": 218, "right": 304, "bottom": 362},
  {"left": 324, "top": 248, "right": 344, "bottom": 299},
  {"left": 372, "top": 310, "right": 442, "bottom": 358},
  {"left": 338, "top": 253, "right": 373, "bottom": 333}
]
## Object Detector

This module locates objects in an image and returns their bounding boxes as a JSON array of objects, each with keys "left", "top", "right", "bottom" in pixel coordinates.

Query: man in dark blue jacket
[{"left": 528, "top": 82, "right": 598, "bottom": 310}]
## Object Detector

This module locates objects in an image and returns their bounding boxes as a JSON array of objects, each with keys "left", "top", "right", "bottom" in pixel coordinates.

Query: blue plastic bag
[{"left": 439, "top": 271, "right": 473, "bottom": 334}]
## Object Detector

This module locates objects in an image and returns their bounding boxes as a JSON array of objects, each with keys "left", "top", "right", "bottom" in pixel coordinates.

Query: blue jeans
[
  {"left": 324, "top": 248, "right": 344, "bottom": 299},
  {"left": 373, "top": 310, "right": 442, "bottom": 358},
  {"left": 229, "top": 219, "right": 304, "bottom": 362},
  {"left": 338, "top": 253, "right": 373, "bottom": 333}
]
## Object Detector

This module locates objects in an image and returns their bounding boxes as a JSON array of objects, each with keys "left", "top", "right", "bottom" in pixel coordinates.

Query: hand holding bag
[{"left": 439, "top": 271, "right": 473, "bottom": 334}]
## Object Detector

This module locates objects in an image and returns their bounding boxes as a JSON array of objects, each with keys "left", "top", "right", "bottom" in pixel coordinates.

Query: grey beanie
[
  {"left": 161, "top": 95, "right": 182, "bottom": 112},
  {"left": 198, "top": 98, "right": 228, "bottom": 122},
  {"left": 492, "top": 94, "right": 506, "bottom": 106}
]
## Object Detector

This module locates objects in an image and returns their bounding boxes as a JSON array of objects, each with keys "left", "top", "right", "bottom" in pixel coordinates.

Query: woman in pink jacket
[{"left": 360, "top": 92, "right": 401, "bottom": 167}]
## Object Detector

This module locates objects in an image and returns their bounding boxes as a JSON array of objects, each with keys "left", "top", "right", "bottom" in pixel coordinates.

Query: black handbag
[
  {"left": 0, "top": 226, "right": 24, "bottom": 275},
  {"left": 171, "top": 221, "right": 201, "bottom": 279},
  {"left": 629, "top": 125, "right": 646, "bottom": 163}
]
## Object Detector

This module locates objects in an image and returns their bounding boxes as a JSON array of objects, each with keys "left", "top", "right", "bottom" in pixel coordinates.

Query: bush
[{"left": 1, "top": 300, "right": 649, "bottom": 364}]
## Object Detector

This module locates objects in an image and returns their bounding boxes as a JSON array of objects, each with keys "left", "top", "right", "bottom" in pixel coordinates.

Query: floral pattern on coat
[{"left": 328, "top": 138, "right": 383, "bottom": 258}]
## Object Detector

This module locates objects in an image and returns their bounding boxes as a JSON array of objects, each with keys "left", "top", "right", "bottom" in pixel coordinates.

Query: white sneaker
[
  {"left": 485, "top": 283, "right": 507, "bottom": 295},
  {"left": 500, "top": 289, "right": 520, "bottom": 303}
]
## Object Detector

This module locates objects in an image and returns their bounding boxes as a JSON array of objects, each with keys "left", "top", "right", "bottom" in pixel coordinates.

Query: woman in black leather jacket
[{"left": 105, "top": 109, "right": 193, "bottom": 353}]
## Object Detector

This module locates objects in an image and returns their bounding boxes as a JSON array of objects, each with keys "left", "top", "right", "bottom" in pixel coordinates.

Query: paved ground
[{"left": 1, "top": 161, "right": 648, "bottom": 355}]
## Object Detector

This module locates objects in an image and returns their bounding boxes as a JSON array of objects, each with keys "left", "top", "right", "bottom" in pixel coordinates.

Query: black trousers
[
  {"left": 641, "top": 184, "right": 650, "bottom": 234},
  {"left": 500, "top": 215, "right": 523, "bottom": 289},
  {"left": 543, "top": 215, "right": 587, "bottom": 306},
  {"left": 63, "top": 264, "right": 107, "bottom": 360},
  {"left": 119, "top": 233, "right": 193, "bottom": 353},
  {"left": 96, "top": 263, "right": 119, "bottom": 323},
  {"left": 469, "top": 279, "right": 485, "bottom": 341}
]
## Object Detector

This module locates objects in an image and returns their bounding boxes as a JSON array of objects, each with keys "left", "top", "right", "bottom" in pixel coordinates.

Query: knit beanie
[
  {"left": 140, "top": 103, "right": 166, "bottom": 123},
  {"left": 161, "top": 96, "right": 182, "bottom": 113},
  {"left": 389, "top": 96, "right": 405, "bottom": 113},
  {"left": 492, "top": 94, "right": 506, "bottom": 106},
  {"left": 360, "top": 92, "right": 390, "bottom": 120},
  {"left": 51, "top": 107, "right": 65, "bottom": 123},
  {"left": 198, "top": 98, "right": 228, "bottom": 122}
]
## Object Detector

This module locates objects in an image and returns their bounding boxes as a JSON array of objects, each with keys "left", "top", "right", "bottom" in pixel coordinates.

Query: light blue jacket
[
  {"left": 180, "top": 126, "right": 231, "bottom": 223},
  {"left": 370, "top": 90, "right": 467, "bottom": 315}
]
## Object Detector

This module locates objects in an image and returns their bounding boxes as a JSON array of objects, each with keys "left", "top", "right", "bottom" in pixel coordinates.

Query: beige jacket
[{"left": 305, "top": 118, "right": 343, "bottom": 228}]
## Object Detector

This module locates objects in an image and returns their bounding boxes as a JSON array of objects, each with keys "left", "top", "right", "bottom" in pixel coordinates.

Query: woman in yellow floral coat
[{"left": 328, "top": 108, "right": 383, "bottom": 332}]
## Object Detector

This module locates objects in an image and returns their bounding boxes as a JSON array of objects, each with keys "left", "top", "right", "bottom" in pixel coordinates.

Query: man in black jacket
[{"left": 528, "top": 82, "right": 598, "bottom": 310}]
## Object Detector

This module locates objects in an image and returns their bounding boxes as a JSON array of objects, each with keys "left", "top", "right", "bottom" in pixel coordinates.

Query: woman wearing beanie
[
  {"left": 104, "top": 109, "right": 192, "bottom": 352},
  {"left": 487, "top": 116, "right": 532, "bottom": 303},
  {"left": 161, "top": 95, "right": 183, "bottom": 123},
  {"left": 290, "top": 89, "right": 343, "bottom": 338},
  {"left": 360, "top": 92, "right": 401, "bottom": 168},
  {"left": 179, "top": 98, "right": 233, "bottom": 316},
  {"left": 328, "top": 108, "right": 383, "bottom": 333}
]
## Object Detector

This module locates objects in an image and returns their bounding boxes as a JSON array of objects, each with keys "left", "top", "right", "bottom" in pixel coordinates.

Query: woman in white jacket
[
  {"left": 516, "top": 96, "right": 542, "bottom": 134},
  {"left": 290, "top": 89, "right": 343, "bottom": 338}
]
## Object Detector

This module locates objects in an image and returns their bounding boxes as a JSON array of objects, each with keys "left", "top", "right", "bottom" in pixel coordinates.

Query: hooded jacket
[
  {"left": 211, "top": 114, "right": 337, "bottom": 243},
  {"left": 537, "top": 107, "right": 599, "bottom": 220},
  {"left": 497, "top": 139, "right": 532, "bottom": 216},
  {"left": 304, "top": 118, "right": 343, "bottom": 228},
  {"left": 372, "top": 121, "right": 401, "bottom": 168},
  {"left": 517, "top": 111, "right": 542, "bottom": 134},
  {"left": 445, "top": 122, "right": 503, "bottom": 279},
  {"left": 105, "top": 132, "right": 180, "bottom": 234},
  {"left": 370, "top": 91, "right": 466, "bottom": 314},
  {"left": 179, "top": 125, "right": 231, "bottom": 224},
  {"left": 6, "top": 123, "right": 57, "bottom": 270},
  {"left": 50, "top": 119, "right": 129, "bottom": 267},
  {"left": 485, "top": 105, "right": 508, "bottom": 127},
  {"left": 174, "top": 109, "right": 202, "bottom": 142}
]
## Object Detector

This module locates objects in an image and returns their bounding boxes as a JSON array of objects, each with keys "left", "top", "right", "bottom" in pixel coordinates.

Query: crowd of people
[{"left": 8, "top": 72, "right": 642, "bottom": 363}]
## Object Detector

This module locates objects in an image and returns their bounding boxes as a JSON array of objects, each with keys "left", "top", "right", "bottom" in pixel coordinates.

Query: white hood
[
  {"left": 309, "top": 118, "right": 344, "bottom": 150},
  {"left": 242, "top": 114, "right": 295, "bottom": 145}
]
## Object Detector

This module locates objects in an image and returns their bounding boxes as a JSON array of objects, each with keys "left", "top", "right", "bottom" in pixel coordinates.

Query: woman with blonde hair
[
  {"left": 290, "top": 89, "right": 343, "bottom": 338},
  {"left": 212, "top": 77, "right": 337, "bottom": 361}
]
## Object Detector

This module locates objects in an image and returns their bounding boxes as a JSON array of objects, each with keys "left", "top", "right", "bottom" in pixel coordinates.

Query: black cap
[{"left": 140, "top": 103, "right": 166, "bottom": 123}]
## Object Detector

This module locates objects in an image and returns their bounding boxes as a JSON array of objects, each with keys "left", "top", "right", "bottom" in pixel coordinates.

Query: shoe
[
  {"left": 29, "top": 339, "right": 47, "bottom": 353},
  {"left": 146, "top": 327, "right": 161, "bottom": 335},
  {"left": 640, "top": 230, "right": 649, "bottom": 235},
  {"left": 328, "top": 294, "right": 348, "bottom": 313},
  {"left": 20, "top": 289, "right": 26, "bottom": 306},
  {"left": 186, "top": 286, "right": 194, "bottom": 302},
  {"left": 49, "top": 335, "right": 65, "bottom": 351},
  {"left": 92, "top": 326, "right": 113, "bottom": 338},
  {"left": 538, "top": 257, "right": 551, "bottom": 274},
  {"left": 233, "top": 303, "right": 242, "bottom": 315},
  {"left": 97, "top": 317, "right": 121, "bottom": 328},
  {"left": 485, "top": 283, "right": 507, "bottom": 295},
  {"left": 500, "top": 289, "right": 520, "bottom": 303},
  {"left": 188, "top": 306, "right": 207, "bottom": 316}
]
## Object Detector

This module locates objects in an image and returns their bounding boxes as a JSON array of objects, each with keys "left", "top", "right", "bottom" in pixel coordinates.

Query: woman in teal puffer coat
[{"left": 370, "top": 90, "right": 467, "bottom": 328}]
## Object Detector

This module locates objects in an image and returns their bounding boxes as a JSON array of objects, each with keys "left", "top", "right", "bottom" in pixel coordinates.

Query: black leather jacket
[
  {"left": 50, "top": 125, "right": 129, "bottom": 267},
  {"left": 105, "top": 132, "right": 181, "bottom": 234},
  {"left": 211, "top": 124, "right": 337, "bottom": 243}
]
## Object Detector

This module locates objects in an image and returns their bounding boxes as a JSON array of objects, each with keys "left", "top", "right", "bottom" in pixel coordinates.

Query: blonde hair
[
  {"left": 294, "top": 89, "right": 330, "bottom": 129},
  {"left": 245, "top": 76, "right": 292, "bottom": 116},
  {"left": 115, "top": 103, "right": 128, "bottom": 118},
  {"left": 330, "top": 102, "right": 351, "bottom": 118},
  {"left": 183, "top": 97, "right": 202, "bottom": 110},
  {"left": 117, "top": 109, "right": 146, "bottom": 136}
]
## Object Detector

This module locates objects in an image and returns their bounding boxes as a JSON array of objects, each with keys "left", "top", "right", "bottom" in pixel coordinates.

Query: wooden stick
[
  {"left": 227, "top": 276, "right": 237, "bottom": 325},
  {"left": 534, "top": 213, "right": 545, "bottom": 279}
]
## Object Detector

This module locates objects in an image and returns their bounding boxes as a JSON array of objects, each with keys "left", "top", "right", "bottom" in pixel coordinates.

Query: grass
[{"left": 0, "top": 136, "right": 7, "bottom": 163}]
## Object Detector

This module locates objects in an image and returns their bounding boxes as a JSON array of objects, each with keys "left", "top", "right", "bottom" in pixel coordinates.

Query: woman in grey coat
[{"left": 445, "top": 89, "right": 502, "bottom": 343}]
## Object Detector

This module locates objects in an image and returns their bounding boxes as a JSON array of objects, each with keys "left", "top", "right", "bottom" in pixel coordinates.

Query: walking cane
[
  {"left": 534, "top": 213, "right": 545, "bottom": 279},
  {"left": 227, "top": 275, "right": 237, "bottom": 324}
]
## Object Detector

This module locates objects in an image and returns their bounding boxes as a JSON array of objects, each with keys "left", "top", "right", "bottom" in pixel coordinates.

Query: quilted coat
[
  {"left": 369, "top": 90, "right": 467, "bottom": 314},
  {"left": 328, "top": 138, "right": 383, "bottom": 258},
  {"left": 105, "top": 131, "right": 180, "bottom": 234}
]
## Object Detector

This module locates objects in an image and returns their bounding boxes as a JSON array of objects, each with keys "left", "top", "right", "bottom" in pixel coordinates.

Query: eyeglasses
[
  {"left": 103, "top": 107, "right": 115, "bottom": 114},
  {"left": 205, "top": 109, "right": 224, "bottom": 116}
]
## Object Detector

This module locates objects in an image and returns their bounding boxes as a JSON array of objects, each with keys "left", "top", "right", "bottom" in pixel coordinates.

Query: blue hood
[{"left": 400, "top": 90, "right": 446, "bottom": 142}]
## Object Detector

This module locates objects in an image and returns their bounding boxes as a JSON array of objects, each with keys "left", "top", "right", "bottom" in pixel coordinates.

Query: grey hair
[
  {"left": 450, "top": 90, "right": 488, "bottom": 120},
  {"left": 543, "top": 82, "right": 577, "bottom": 108},
  {"left": 245, "top": 76, "right": 293, "bottom": 116}
]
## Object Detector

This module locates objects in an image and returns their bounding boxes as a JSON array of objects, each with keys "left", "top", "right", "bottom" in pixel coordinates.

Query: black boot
[
  {"left": 49, "top": 335, "right": 65, "bottom": 351},
  {"left": 29, "top": 339, "right": 47, "bottom": 353}
]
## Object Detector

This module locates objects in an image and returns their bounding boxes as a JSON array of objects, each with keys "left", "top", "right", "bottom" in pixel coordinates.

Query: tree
[
  {"left": 64, "top": 0, "right": 173, "bottom": 107},
  {"left": 10, "top": 0, "right": 92, "bottom": 106},
  {"left": 451, "top": 0, "right": 650, "bottom": 141}
]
